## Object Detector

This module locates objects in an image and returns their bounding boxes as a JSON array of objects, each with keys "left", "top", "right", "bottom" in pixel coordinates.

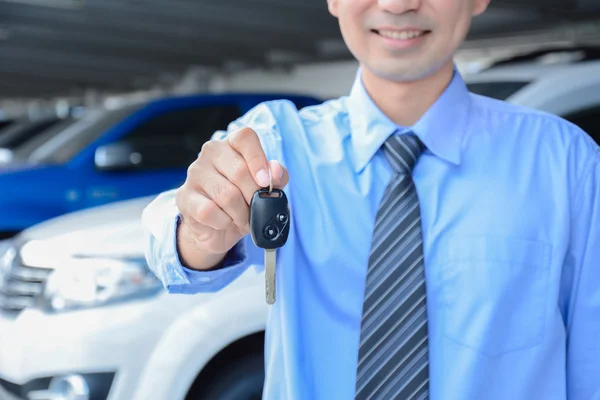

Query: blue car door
[{"left": 82, "top": 102, "right": 244, "bottom": 208}]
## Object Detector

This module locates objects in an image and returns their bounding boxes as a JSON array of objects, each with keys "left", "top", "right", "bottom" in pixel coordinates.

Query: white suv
[
  {"left": 465, "top": 47, "right": 600, "bottom": 137},
  {"left": 0, "top": 196, "right": 269, "bottom": 400},
  {"left": 1, "top": 49, "right": 599, "bottom": 400}
]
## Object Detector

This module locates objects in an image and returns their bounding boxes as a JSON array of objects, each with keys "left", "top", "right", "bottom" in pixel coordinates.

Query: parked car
[
  {"left": 0, "top": 195, "right": 269, "bottom": 400},
  {"left": 0, "top": 93, "right": 321, "bottom": 239},
  {"left": 1, "top": 48, "right": 600, "bottom": 400},
  {"left": 0, "top": 116, "right": 77, "bottom": 165},
  {"left": 464, "top": 46, "right": 600, "bottom": 141}
]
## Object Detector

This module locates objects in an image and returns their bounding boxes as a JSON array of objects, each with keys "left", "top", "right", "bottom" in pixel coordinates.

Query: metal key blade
[{"left": 265, "top": 249, "right": 276, "bottom": 304}]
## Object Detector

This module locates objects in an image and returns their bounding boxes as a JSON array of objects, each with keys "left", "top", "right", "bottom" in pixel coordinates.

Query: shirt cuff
[{"left": 165, "top": 214, "right": 249, "bottom": 294}]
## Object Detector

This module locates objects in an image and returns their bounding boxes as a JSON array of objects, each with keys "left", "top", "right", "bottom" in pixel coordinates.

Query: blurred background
[{"left": 0, "top": 1, "right": 599, "bottom": 400}]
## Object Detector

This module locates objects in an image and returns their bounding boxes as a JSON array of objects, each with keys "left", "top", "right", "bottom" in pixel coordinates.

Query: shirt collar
[{"left": 347, "top": 66, "right": 472, "bottom": 173}]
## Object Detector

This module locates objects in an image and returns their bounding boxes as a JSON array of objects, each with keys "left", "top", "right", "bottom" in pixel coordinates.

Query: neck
[{"left": 360, "top": 61, "right": 455, "bottom": 127}]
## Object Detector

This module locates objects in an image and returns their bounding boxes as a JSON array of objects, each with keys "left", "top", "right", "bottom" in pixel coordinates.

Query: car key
[{"left": 249, "top": 187, "right": 290, "bottom": 305}]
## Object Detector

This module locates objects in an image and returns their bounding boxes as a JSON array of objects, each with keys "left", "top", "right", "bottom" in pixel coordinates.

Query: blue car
[{"left": 0, "top": 93, "right": 321, "bottom": 238}]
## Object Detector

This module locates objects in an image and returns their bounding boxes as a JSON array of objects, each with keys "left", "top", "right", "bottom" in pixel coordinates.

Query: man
[{"left": 142, "top": 0, "right": 600, "bottom": 398}]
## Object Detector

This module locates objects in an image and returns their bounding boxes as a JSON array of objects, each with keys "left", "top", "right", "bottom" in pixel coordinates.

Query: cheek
[
  {"left": 337, "top": 0, "right": 372, "bottom": 32},
  {"left": 435, "top": 2, "right": 474, "bottom": 45},
  {"left": 453, "top": 10, "right": 475, "bottom": 42},
  {"left": 337, "top": 2, "right": 371, "bottom": 53}
]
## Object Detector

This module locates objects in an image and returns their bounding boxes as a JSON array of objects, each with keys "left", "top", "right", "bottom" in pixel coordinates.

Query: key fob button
[
  {"left": 277, "top": 213, "right": 288, "bottom": 223},
  {"left": 264, "top": 225, "right": 279, "bottom": 240}
]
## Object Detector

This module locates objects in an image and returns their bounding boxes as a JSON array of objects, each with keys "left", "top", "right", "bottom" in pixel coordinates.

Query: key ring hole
[{"left": 258, "top": 190, "right": 282, "bottom": 199}]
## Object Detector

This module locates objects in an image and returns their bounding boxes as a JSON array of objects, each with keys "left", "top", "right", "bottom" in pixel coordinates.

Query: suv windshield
[
  {"left": 466, "top": 81, "right": 531, "bottom": 101},
  {"left": 12, "top": 103, "right": 143, "bottom": 165}
]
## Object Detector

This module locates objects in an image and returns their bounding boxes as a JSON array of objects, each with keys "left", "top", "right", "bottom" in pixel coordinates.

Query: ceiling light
[{"left": 0, "top": 0, "right": 84, "bottom": 9}]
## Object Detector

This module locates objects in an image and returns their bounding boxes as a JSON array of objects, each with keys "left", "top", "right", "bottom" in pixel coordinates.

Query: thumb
[{"left": 269, "top": 160, "right": 289, "bottom": 189}]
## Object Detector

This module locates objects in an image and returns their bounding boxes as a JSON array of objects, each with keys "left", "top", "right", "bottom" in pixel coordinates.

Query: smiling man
[{"left": 142, "top": 0, "right": 600, "bottom": 399}]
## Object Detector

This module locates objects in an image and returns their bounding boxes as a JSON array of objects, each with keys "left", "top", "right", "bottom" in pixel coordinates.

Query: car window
[
  {"left": 123, "top": 104, "right": 243, "bottom": 169},
  {"left": 466, "top": 81, "right": 531, "bottom": 101},
  {"left": 0, "top": 117, "right": 71, "bottom": 149},
  {"left": 0, "top": 119, "right": 15, "bottom": 132},
  {"left": 563, "top": 105, "right": 600, "bottom": 145},
  {"left": 16, "top": 105, "right": 141, "bottom": 164}
]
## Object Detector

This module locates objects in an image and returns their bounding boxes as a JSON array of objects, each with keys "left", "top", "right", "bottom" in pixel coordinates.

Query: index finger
[{"left": 227, "top": 127, "right": 270, "bottom": 188}]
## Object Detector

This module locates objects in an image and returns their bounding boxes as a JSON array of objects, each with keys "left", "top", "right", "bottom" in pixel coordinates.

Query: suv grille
[{"left": 0, "top": 248, "right": 53, "bottom": 315}]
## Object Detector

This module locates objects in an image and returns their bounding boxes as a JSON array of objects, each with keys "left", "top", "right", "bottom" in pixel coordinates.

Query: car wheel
[{"left": 191, "top": 353, "right": 265, "bottom": 400}]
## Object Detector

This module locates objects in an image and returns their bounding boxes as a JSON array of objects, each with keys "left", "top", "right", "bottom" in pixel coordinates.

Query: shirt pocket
[{"left": 439, "top": 235, "right": 552, "bottom": 357}]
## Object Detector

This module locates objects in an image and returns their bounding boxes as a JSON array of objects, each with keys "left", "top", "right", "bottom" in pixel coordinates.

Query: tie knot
[{"left": 383, "top": 133, "right": 426, "bottom": 174}]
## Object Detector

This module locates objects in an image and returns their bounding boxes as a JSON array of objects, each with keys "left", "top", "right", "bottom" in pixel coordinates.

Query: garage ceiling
[{"left": 1, "top": 0, "right": 600, "bottom": 100}]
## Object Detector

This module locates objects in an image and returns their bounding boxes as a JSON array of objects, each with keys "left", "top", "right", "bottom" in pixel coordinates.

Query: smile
[{"left": 372, "top": 29, "right": 430, "bottom": 40}]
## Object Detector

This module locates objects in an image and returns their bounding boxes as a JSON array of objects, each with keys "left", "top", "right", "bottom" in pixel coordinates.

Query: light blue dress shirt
[{"left": 142, "top": 68, "right": 600, "bottom": 400}]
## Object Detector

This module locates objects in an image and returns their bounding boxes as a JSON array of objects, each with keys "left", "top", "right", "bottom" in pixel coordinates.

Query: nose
[{"left": 377, "top": 0, "right": 420, "bottom": 14}]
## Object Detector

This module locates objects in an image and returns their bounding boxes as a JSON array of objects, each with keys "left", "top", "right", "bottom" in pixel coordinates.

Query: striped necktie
[{"left": 355, "top": 133, "right": 430, "bottom": 400}]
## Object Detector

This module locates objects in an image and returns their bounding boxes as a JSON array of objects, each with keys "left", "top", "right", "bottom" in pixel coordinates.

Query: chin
[
  {"left": 366, "top": 56, "right": 451, "bottom": 83},
  {"left": 370, "top": 63, "right": 435, "bottom": 82}
]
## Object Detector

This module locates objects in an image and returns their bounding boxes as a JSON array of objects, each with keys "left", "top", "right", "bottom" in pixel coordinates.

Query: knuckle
[
  {"left": 230, "top": 127, "right": 255, "bottom": 145},
  {"left": 186, "top": 159, "right": 201, "bottom": 178},
  {"left": 196, "top": 201, "right": 217, "bottom": 224},
  {"left": 175, "top": 186, "right": 194, "bottom": 215},
  {"left": 216, "top": 183, "right": 238, "bottom": 207},
  {"left": 200, "top": 139, "right": 217, "bottom": 154},
  {"left": 186, "top": 165, "right": 195, "bottom": 181},
  {"left": 230, "top": 161, "right": 248, "bottom": 184},
  {"left": 175, "top": 187, "right": 186, "bottom": 209},
  {"left": 175, "top": 186, "right": 184, "bottom": 214},
  {"left": 199, "top": 140, "right": 222, "bottom": 161}
]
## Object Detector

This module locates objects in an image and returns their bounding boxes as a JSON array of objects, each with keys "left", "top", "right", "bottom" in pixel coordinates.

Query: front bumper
[
  {"left": 0, "top": 373, "right": 114, "bottom": 400},
  {"left": 0, "top": 293, "right": 174, "bottom": 400}
]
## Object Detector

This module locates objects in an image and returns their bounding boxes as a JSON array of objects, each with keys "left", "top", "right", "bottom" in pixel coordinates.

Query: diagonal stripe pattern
[{"left": 355, "top": 133, "right": 430, "bottom": 400}]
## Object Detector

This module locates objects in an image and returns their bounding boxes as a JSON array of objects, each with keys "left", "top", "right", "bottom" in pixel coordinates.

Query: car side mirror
[
  {"left": 94, "top": 142, "right": 141, "bottom": 172},
  {"left": 94, "top": 140, "right": 197, "bottom": 171},
  {"left": 0, "top": 148, "right": 13, "bottom": 165}
]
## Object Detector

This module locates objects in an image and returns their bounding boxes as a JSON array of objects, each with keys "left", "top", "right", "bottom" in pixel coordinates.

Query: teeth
[{"left": 379, "top": 30, "right": 424, "bottom": 40}]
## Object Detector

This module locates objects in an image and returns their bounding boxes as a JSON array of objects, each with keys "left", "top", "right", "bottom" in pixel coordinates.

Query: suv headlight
[
  {"left": 0, "top": 239, "right": 12, "bottom": 260},
  {"left": 0, "top": 241, "right": 14, "bottom": 286},
  {"left": 40, "top": 257, "right": 163, "bottom": 313}
]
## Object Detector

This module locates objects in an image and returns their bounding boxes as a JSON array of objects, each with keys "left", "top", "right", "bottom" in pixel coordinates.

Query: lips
[{"left": 372, "top": 29, "right": 430, "bottom": 40}]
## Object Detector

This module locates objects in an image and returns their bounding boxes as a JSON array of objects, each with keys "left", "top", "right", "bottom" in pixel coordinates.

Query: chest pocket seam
[{"left": 438, "top": 235, "right": 552, "bottom": 358}]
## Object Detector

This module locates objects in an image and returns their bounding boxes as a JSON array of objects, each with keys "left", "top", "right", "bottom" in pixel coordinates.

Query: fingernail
[
  {"left": 256, "top": 169, "right": 269, "bottom": 187},
  {"left": 278, "top": 162, "right": 284, "bottom": 179}
]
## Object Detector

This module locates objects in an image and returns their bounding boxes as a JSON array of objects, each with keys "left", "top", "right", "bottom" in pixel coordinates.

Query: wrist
[{"left": 176, "top": 217, "right": 227, "bottom": 271}]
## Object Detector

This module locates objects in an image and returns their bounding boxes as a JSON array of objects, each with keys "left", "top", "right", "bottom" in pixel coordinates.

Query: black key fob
[{"left": 249, "top": 188, "right": 290, "bottom": 249}]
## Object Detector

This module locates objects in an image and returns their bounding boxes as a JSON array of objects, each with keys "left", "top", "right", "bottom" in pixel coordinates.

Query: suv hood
[{"left": 18, "top": 195, "right": 156, "bottom": 260}]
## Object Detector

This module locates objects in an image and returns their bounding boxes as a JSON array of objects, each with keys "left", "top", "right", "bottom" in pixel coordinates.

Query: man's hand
[{"left": 175, "top": 127, "right": 288, "bottom": 270}]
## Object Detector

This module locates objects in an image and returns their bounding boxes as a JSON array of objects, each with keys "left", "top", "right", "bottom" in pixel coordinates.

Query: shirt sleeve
[
  {"left": 141, "top": 100, "right": 289, "bottom": 294},
  {"left": 560, "top": 148, "right": 600, "bottom": 399},
  {"left": 141, "top": 189, "right": 252, "bottom": 294}
]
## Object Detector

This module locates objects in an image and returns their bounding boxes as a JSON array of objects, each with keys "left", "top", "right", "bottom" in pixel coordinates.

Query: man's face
[{"left": 328, "top": 0, "right": 490, "bottom": 82}]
